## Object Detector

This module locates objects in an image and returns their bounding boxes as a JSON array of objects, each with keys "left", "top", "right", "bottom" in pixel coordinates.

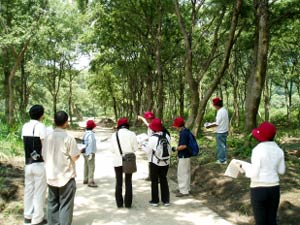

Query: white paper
[
  {"left": 77, "top": 143, "right": 86, "bottom": 150},
  {"left": 224, "top": 159, "right": 251, "bottom": 178},
  {"left": 136, "top": 133, "right": 149, "bottom": 144},
  {"left": 204, "top": 122, "right": 217, "bottom": 128}
]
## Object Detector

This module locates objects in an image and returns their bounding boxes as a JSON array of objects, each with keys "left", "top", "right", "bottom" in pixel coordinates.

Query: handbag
[{"left": 116, "top": 131, "right": 137, "bottom": 174}]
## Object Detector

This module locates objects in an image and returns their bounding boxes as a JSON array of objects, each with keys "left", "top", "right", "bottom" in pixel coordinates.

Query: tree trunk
[
  {"left": 193, "top": 0, "right": 242, "bottom": 135},
  {"left": 245, "top": 0, "right": 270, "bottom": 133}
]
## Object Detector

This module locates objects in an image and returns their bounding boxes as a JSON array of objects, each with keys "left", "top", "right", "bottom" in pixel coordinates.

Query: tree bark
[{"left": 245, "top": 0, "right": 270, "bottom": 133}]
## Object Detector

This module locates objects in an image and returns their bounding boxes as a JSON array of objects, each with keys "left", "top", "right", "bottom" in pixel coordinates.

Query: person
[
  {"left": 172, "top": 117, "right": 191, "bottom": 197},
  {"left": 138, "top": 111, "right": 155, "bottom": 181},
  {"left": 111, "top": 118, "right": 138, "bottom": 208},
  {"left": 22, "top": 105, "right": 47, "bottom": 225},
  {"left": 238, "top": 122, "right": 285, "bottom": 225},
  {"left": 82, "top": 120, "right": 98, "bottom": 187},
  {"left": 42, "top": 111, "right": 82, "bottom": 225},
  {"left": 205, "top": 97, "right": 229, "bottom": 164},
  {"left": 142, "top": 118, "right": 171, "bottom": 206}
]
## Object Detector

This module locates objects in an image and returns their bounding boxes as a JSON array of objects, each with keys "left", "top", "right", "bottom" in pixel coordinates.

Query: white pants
[
  {"left": 24, "top": 163, "right": 47, "bottom": 224},
  {"left": 177, "top": 158, "right": 191, "bottom": 194}
]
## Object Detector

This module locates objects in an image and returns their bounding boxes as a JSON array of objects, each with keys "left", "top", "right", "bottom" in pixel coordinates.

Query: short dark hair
[
  {"left": 29, "top": 105, "right": 44, "bottom": 120},
  {"left": 54, "top": 111, "right": 68, "bottom": 126}
]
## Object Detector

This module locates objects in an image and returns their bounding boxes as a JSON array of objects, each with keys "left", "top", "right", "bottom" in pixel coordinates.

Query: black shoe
[
  {"left": 32, "top": 219, "right": 47, "bottom": 225},
  {"left": 24, "top": 218, "right": 31, "bottom": 224}
]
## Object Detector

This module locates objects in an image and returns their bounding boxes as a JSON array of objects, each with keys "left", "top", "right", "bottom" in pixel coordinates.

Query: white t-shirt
[
  {"left": 22, "top": 119, "right": 47, "bottom": 139},
  {"left": 244, "top": 141, "right": 285, "bottom": 188},
  {"left": 215, "top": 107, "right": 229, "bottom": 133},
  {"left": 111, "top": 128, "right": 138, "bottom": 167}
]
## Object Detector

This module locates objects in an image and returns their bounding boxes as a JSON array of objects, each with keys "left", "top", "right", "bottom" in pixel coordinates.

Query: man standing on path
[
  {"left": 172, "top": 117, "right": 191, "bottom": 197},
  {"left": 22, "top": 105, "right": 47, "bottom": 225},
  {"left": 43, "top": 111, "right": 82, "bottom": 225},
  {"left": 205, "top": 97, "right": 229, "bottom": 164}
]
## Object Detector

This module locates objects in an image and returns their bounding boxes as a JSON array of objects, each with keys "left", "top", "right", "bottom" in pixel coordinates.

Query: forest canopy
[{"left": 1, "top": 0, "right": 300, "bottom": 134}]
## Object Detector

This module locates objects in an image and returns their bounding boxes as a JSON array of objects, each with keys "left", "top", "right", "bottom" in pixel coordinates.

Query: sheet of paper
[
  {"left": 136, "top": 133, "right": 149, "bottom": 144},
  {"left": 77, "top": 143, "right": 86, "bottom": 150},
  {"left": 224, "top": 159, "right": 250, "bottom": 178}
]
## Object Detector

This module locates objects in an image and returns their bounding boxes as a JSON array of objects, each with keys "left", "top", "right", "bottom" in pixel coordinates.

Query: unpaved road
[{"left": 72, "top": 128, "right": 233, "bottom": 225}]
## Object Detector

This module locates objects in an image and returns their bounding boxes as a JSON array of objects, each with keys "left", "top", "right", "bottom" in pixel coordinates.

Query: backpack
[
  {"left": 187, "top": 131, "right": 200, "bottom": 157},
  {"left": 152, "top": 132, "right": 171, "bottom": 164}
]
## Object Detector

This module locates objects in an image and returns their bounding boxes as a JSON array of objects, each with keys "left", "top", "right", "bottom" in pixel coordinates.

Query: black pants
[
  {"left": 48, "top": 178, "right": 76, "bottom": 225},
  {"left": 114, "top": 166, "right": 133, "bottom": 208},
  {"left": 150, "top": 162, "right": 170, "bottom": 204},
  {"left": 251, "top": 185, "right": 280, "bottom": 225}
]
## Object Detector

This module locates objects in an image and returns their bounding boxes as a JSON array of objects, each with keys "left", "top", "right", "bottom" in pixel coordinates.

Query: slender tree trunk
[{"left": 245, "top": 0, "right": 270, "bottom": 133}]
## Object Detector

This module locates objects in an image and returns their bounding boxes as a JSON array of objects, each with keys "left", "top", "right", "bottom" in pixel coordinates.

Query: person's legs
[
  {"left": 59, "top": 178, "right": 76, "bottom": 225},
  {"left": 31, "top": 163, "right": 47, "bottom": 224},
  {"left": 114, "top": 166, "right": 123, "bottom": 207},
  {"left": 48, "top": 185, "right": 60, "bottom": 225},
  {"left": 177, "top": 158, "right": 190, "bottom": 194},
  {"left": 88, "top": 153, "right": 96, "bottom": 184},
  {"left": 216, "top": 132, "right": 228, "bottom": 163},
  {"left": 124, "top": 173, "right": 133, "bottom": 208},
  {"left": 150, "top": 163, "right": 159, "bottom": 203},
  {"left": 24, "top": 164, "right": 34, "bottom": 221},
  {"left": 266, "top": 186, "right": 280, "bottom": 225},
  {"left": 159, "top": 165, "right": 170, "bottom": 204},
  {"left": 83, "top": 155, "right": 89, "bottom": 183},
  {"left": 251, "top": 187, "right": 268, "bottom": 225}
]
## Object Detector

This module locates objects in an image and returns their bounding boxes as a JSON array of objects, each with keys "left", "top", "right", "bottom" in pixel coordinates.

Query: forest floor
[{"left": 0, "top": 126, "right": 300, "bottom": 225}]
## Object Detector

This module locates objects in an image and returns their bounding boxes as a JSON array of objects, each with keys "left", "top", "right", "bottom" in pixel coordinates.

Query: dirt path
[{"left": 72, "top": 128, "right": 233, "bottom": 225}]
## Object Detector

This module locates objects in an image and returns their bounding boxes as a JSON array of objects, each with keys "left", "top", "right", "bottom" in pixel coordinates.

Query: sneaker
[
  {"left": 88, "top": 182, "right": 98, "bottom": 188},
  {"left": 32, "top": 219, "right": 47, "bottom": 225},
  {"left": 149, "top": 201, "right": 159, "bottom": 207},
  {"left": 24, "top": 218, "right": 31, "bottom": 224},
  {"left": 175, "top": 192, "right": 189, "bottom": 197},
  {"left": 216, "top": 160, "right": 227, "bottom": 165},
  {"left": 163, "top": 202, "right": 170, "bottom": 207}
]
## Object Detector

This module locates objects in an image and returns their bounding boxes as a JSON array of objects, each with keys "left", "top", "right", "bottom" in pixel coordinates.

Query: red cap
[
  {"left": 149, "top": 118, "right": 163, "bottom": 132},
  {"left": 117, "top": 117, "right": 129, "bottom": 128},
  {"left": 86, "top": 120, "right": 96, "bottom": 129},
  {"left": 143, "top": 111, "right": 155, "bottom": 119},
  {"left": 252, "top": 122, "right": 276, "bottom": 142},
  {"left": 172, "top": 117, "right": 185, "bottom": 128},
  {"left": 212, "top": 97, "right": 222, "bottom": 106}
]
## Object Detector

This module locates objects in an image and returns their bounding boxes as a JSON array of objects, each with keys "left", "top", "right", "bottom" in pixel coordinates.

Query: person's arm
[
  {"left": 278, "top": 151, "right": 286, "bottom": 175},
  {"left": 69, "top": 137, "right": 82, "bottom": 161},
  {"left": 138, "top": 115, "right": 149, "bottom": 126},
  {"left": 142, "top": 136, "right": 156, "bottom": 154},
  {"left": 243, "top": 148, "right": 261, "bottom": 178}
]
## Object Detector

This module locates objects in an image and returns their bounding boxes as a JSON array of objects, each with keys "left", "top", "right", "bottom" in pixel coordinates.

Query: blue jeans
[{"left": 216, "top": 132, "right": 228, "bottom": 162}]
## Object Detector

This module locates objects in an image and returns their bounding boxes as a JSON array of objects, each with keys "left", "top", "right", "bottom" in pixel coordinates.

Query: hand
[
  {"left": 88, "top": 154, "right": 93, "bottom": 161},
  {"left": 204, "top": 122, "right": 210, "bottom": 128},
  {"left": 137, "top": 115, "right": 143, "bottom": 120},
  {"left": 171, "top": 147, "right": 177, "bottom": 152}
]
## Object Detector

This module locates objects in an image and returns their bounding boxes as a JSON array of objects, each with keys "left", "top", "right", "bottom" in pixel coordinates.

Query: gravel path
[{"left": 72, "top": 128, "right": 233, "bottom": 225}]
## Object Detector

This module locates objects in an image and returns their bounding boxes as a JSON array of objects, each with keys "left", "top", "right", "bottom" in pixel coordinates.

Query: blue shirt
[
  {"left": 178, "top": 128, "right": 191, "bottom": 158},
  {"left": 83, "top": 130, "right": 97, "bottom": 155}
]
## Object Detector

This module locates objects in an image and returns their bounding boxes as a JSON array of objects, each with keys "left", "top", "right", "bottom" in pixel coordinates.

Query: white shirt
[
  {"left": 244, "top": 141, "right": 285, "bottom": 188},
  {"left": 142, "top": 131, "right": 171, "bottom": 166},
  {"left": 43, "top": 128, "right": 80, "bottom": 187},
  {"left": 215, "top": 107, "right": 229, "bottom": 133},
  {"left": 111, "top": 128, "right": 138, "bottom": 167},
  {"left": 22, "top": 119, "right": 47, "bottom": 139}
]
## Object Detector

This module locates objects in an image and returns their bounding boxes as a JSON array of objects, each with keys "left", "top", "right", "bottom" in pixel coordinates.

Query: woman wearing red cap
[
  {"left": 142, "top": 118, "right": 171, "bottom": 207},
  {"left": 82, "top": 120, "right": 98, "bottom": 187},
  {"left": 111, "top": 118, "right": 138, "bottom": 208},
  {"left": 239, "top": 122, "right": 285, "bottom": 225}
]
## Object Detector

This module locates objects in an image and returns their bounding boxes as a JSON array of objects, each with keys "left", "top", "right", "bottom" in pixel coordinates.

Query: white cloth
[
  {"left": 243, "top": 141, "right": 285, "bottom": 188},
  {"left": 24, "top": 162, "right": 47, "bottom": 224},
  {"left": 142, "top": 131, "right": 171, "bottom": 166},
  {"left": 43, "top": 128, "right": 80, "bottom": 187},
  {"left": 177, "top": 158, "right": 191, "bottom": 194},
  {"left": 111, "top": 128, "right": 138, "bottom": 167},
  {"left": 215, "top": 107, "right": 229, "bottom": 133}
]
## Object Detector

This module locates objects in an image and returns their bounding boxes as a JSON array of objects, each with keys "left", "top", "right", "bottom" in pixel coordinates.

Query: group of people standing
[{"left": 22, "top": 95, "right": 286, "bottom": 225}]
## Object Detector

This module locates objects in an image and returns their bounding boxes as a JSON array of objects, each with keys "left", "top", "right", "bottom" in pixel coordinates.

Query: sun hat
[
  {"left": 117, "top": 117, "right": 129, "bottom": 128},
  {"left": 143, "top": 111, "right": 155, "bottom": 119},
  {"left": 252, "top": 122, "right": 276, "bottom": 142},
  {"left": 86, "top": 120, "right": 97, "bottom": 129},
  {"left": 149, "top": 118, "right": 163, "bottom": 132},
  {"left": 172, "top": 117, "right": 185, "bottom": 128},
  {"left": 212, "top": 97, "right": 222, "bottom": 106}
]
